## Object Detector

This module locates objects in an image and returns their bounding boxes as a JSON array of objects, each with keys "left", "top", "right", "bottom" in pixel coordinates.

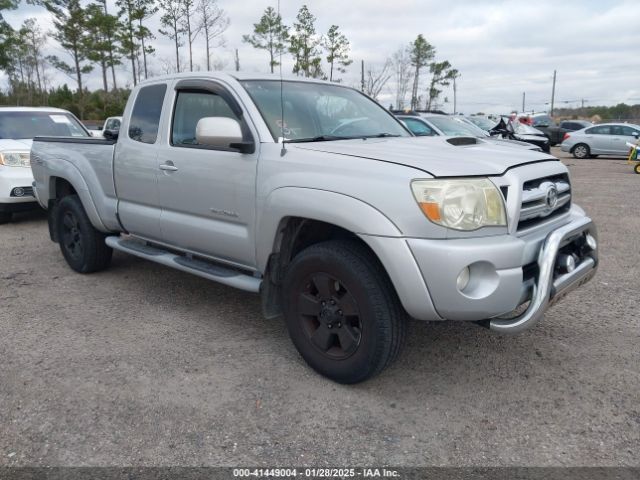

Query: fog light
[
  {"left": 12, "top": 187, "right": 24, "bottom": 197},
  {"left": 557, "top": 254, "right": 576, "bottom": 274},
  {"left": 586, "top": 234, "right": 597, "bottom": 251},
  {"left": 456, "top": 267, "right": 470, "bottom": 291}
]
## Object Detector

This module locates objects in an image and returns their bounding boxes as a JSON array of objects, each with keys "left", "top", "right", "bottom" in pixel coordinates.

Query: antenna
[{"left": 278, "top": 0, "right": 287, "bottom": 156}]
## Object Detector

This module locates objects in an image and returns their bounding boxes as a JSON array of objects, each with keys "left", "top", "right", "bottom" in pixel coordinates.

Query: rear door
[
  {"left": 584, "top": 125, "right": 611, "bottom": 154},
  {"left": 615, "top": 125, "right": 640, "bottom": 154},
  {"left": 156, "top": 79, "right": 259, "bottom": 268},
  {"left": 114, "top": 83, "right": 168, "bottom": 240}
]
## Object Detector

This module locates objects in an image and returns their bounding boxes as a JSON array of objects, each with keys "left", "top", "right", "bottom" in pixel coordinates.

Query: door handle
[{"left": 159, "top": 162, "right": 178, "bottom": 172}]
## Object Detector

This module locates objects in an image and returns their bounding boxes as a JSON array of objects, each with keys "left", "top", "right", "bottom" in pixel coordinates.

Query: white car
[
  {"left": 0, "top": 107, "right": 90, "bottom": 223},
  {"left": 561, "top": 122, "right": 640, "bottom": 159}
]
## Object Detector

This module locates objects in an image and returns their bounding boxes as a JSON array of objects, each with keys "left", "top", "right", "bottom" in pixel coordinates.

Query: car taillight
[{"left": 563, "top": 133, "right": 570, "bottom": 141}]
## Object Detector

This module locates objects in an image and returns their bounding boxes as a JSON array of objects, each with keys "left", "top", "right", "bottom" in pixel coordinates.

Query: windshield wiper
[{"left": 284, "top": 135, "right": 352, "bottom": 143}]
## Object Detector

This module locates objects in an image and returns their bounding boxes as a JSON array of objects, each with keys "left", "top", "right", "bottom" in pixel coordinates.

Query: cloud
[{"left": 2, "top": 0, "right": 638, "bottom": 114}]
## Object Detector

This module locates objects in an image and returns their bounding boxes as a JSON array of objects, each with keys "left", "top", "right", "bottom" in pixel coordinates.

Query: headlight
[
  {"left": 411, "top": 178, "right": 507, "bottom": 231},
  {"left": 0, "top": 151, "right": 30, "bottom": 167}
]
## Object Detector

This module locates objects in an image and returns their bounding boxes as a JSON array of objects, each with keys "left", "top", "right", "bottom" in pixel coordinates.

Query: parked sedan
[
  {"left": 397, "top": 113, "right": 542, "bottom": 151},
  {"left": 560, "top": 123, "right": 640, "bottom": 159}
]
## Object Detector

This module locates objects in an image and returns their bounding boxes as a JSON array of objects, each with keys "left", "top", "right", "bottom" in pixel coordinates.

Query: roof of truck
[{"left": 136, "top": 71, "right": 340, "bottom": 86}]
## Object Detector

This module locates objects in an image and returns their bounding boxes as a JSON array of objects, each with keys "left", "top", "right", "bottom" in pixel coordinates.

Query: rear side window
[
  {"left": 129, "top": 84, "right": 167, "bottom": 144},
  {"left": 586, "top": 125, "right": 610, "bottom": 135}
]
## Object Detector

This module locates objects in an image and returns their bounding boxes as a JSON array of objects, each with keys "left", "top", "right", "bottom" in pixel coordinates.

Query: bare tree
[
  {"left": 158, "top": 0, "right": 185, "bottom": 73},
  {"left": 180, "top": 0, "right": 199, "bottom": 71},
  {"left": 363, "top": 60, "right": 392, "bottom": 101},
  {"left": 391, "top": 46, "right": 411, "bottom": 109},
  {"left": 197, "top": 0, "right": 228, "bottom": 71}
]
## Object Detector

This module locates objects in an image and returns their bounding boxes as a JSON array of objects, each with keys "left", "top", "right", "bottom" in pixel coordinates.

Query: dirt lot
[{"left": 0, "top": 147, "right": 638, "bottom": 467}]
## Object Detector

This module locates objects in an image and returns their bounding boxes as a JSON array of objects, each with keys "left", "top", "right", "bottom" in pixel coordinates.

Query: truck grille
[{"left": 517, "top": 174, "right": 571, "bottom": 231}]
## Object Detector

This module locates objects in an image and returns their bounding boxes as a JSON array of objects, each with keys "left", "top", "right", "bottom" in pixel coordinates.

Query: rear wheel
[
  {"left": 282, "top": 239, "right": 407, "bottom": 384},
  {"left": 634, "top": 163, "right": 640, "bottom": 174},
  {"left": 56, "top": 195, "right": 112, "bottom": 273},
  {"left": 572, "top": 143, "right": 590, "bottom": 159}
]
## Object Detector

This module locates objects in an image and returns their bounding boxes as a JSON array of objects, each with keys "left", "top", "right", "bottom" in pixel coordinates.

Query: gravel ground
[{"left": 0, "top": 147, "right": 638, "bottom": 467}]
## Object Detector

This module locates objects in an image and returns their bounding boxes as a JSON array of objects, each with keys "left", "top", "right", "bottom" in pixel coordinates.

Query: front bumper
[
  {"left": 0, "top": 165, "right": 37, "bottom": 206},
  {"left": 403, "top": 208, "right": 597, "bottom": 330}
]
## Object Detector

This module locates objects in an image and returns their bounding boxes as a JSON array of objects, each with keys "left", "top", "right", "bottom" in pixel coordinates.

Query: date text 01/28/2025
[{"left": 232, "top": 468, "right": 400, "bottom": 477}]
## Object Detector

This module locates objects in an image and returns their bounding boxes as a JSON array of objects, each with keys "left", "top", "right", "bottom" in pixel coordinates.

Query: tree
[
  {"left": 44, "top": 0, "right": 94, "bottom": 118},
  {"left": 322, "top": 25, "right": 351, "bottom": 82},
  {"left": 363, "top": 60, "right": 392, "bottom": 101},
  {"left": 180, "top": 0, "right": 198, "bottom": 71},
  {"left": 242, "top": 6, "right": 288, "bottom": 74},
  {"left": 289, "top": 5, "right": 323, "bottom": 78},
  {"left": 158, "top": 0, "right": 185, "bottom": 73},
  {"left": 196, "top": 0, "right": 228, "bottom": 71},
  {"left": 390, "top": 46, "right": 411, "bottom": 109},
  {"left": 85, "top": 4, "right": 117, "bottom": 92},
  {"left": 94, "top": 0, "right": 120, "bottom": 90},
  {"left": 116, "top": 0, "right": 139, "bottom": 84},
  {"left": 408, "top": 34, "right": 435, "bottom": 110},
  {"left": 0, "top": 0, "right": 18, "bottom": 71},
  {"left": 425, "top": 61, "right": 457, "bottom": 110}
]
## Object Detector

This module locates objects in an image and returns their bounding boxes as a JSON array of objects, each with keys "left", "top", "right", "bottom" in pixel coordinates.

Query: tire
[
  {"left": 282, "top": 239, "right": 407, "bottom": 384},
  {"left": 590, "top": 155, "right": 599, "bottom": 158},
  {"left": 572, "top": 143, "right": 590, "bottom": 159},
  {"left": 635, "top": 163, "right": 640, "bottom": 174},
  {"left": 56, "top": 194, "right": 112, "bottom": 273},
  {"left": 0, "top": 211, "right": 11, "bottom": 224}
]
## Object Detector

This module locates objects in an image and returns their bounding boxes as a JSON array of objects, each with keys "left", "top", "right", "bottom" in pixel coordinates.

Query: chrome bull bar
[{"left": 486, "top": 216, "right": 598, "bottom": 334}]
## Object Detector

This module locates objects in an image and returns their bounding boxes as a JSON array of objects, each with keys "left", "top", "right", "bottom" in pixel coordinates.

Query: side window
[
  {"left": 619, "top": 125, "right": 639, "bottom": 137},
  {"left": 403, "top": 118, "right": 436, "bottom": 136},
  {"left": 586, "top": 126, "right": 610, "bottom": 135},
  {"left": 106, "top": 118, "right": 121, "bottom": 130},
  {"left": 129, "top": 84, "right": 167, "bottom": 144},
  {"left": 171, "top": 90, "right": 241, "bottom": 147}
]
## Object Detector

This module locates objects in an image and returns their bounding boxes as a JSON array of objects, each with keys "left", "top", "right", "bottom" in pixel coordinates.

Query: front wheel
[
  {"left": 282, "top": 240, "right": 407, "bottom": 384},
  {"left": 634, "top": 163, "right": 640, "bottom": 174},
  {"left": 572, "top": 143, "right": 590, "bottom": 159},
  {"left": 56, "top": 195, "right": 113, "bottom": 273}
]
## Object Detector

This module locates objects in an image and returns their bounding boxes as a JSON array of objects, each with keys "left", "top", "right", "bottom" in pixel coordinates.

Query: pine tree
[
  {"left": 289, "top": 5, "right": 323, "bottom": 78},
  {"left": 180, "top": 0, "right": 198, "bottom": 71},
  {"left": 197, "top": 0, "right": 228, "bottom": 71},
  {"left": 425, "top": 61, "right": 457, "bottom": 110},
  {"left": 408, "top": 34, "right": 435, "bottom": 110},
  {"left": 323, "top": 25, "right": 351, "bottom": 82},
  {"left": 242, "top": 6, "right": 288, "bottom": 74},
  {"left": 158, "top": 0, "right": 185, "bottom": 73},
  {"left": 44, "top": 0, "right": 94, "bottom": 118}
]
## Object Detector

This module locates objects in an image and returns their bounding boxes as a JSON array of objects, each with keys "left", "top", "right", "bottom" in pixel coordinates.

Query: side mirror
[
  {"left": 634, "top": 133, "right": 639, "bottom": 139},
  {"left": 196, "top": 117, "right": 254, "bottom": 153},
  {"left": 103, "top": 129, "right": 119, "bottom": 140}
]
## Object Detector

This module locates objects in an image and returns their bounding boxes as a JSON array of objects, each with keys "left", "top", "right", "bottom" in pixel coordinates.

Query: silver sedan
[{"left": 561, "top": 122, "right": 640, "bottom": 158}]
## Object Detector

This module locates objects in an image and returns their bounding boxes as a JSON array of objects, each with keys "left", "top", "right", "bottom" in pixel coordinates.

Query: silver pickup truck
[{"left": 31, "top": 73, "right": 598, "bottom": 383}]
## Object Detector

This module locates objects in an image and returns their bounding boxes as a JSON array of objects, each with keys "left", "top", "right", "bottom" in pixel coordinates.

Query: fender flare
[
  {"left": 47, "top": 162, "right": 108, "bottom": 232},
  {"left": 256, "top": 187, "right": 402, "bottom": 270}
]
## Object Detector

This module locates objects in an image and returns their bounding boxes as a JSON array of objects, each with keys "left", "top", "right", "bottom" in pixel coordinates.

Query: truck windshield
[
  {"left": 0, "top": 111, "right": 88, "bottom": 139},
  {"left": 241, "top": 80, "right": 410, "bottom": 142}
]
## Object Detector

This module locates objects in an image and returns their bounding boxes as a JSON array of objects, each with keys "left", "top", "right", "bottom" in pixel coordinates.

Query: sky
[{"left": 2, "top": 0, "right": 639, "bottom": 115}]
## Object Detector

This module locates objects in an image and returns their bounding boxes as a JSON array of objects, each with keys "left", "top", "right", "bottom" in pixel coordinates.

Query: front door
[{"left": 156, "top": 83, "right": 258, "bottom": 268}]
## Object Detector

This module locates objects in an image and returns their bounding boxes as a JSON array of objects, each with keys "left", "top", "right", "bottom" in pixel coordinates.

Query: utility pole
[
  {"left": 522, "top": 92, "right": 525, "bottom": 112},
  {"left": 550, "top": 69, "right": 557, "bottom": 115},
  {"left": 453, "top": 76, "right": 458, "bottom": 114},
  {"left": 360, "top": 60, "right": 365, "bottom": 93},
  {"left": 234, "top": 49, "right": 240, "bottom": 72}
]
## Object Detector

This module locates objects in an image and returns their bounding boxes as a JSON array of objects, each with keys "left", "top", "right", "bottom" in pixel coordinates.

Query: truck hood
[
  {"left": 293, "top": 136, "right": 557, "bottom": 177},
  {"left": 0, "top": 139, "right": 33, "bottom": 151}
]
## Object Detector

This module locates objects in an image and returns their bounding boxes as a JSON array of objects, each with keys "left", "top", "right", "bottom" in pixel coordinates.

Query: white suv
[{"left": 0, "top": 107, "right": 89, "bottom": 223}]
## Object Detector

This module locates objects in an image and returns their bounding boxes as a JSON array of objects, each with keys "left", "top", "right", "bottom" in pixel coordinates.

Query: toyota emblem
[{"left": 546, "top": 185, "right": 558, "bottom": 209}]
